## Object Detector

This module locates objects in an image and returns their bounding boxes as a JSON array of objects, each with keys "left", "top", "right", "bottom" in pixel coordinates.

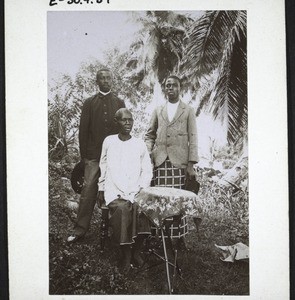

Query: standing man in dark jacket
[{"left": 68, "top": 68, "right": 125, "bottom": 242}]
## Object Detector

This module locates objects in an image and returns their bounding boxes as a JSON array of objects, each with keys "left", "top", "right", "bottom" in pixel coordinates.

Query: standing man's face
[
  {"left": 165, "top": 78, "right": 181, "bottom": 103},
  {"left": 97, "top": 70, "right": 113, "bottom": 93}
]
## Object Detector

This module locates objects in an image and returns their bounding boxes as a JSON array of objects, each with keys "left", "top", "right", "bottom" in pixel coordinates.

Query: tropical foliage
[
  {"left": 49, "top": 10, "right": 247, "bottom": 160},
  {"left": 48, "top": 10, "right": 249, "bottom": 295},
  {"left": 182, "top": 11, "right": 247, "bottom": 143},
  {"left": 126, "top": 11, "right": 247, "bottom": 143},
  {"left": 126, "top": 11, "right": 194, "bottom": 88}
]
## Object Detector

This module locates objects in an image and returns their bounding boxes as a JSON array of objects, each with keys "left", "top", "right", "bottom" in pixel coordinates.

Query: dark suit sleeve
[
  {"left": 144, "top": 109, "right": 158, "bottom": 154},
  {"left": 79, "top": 98, "right": 91, "bottom": 160}
]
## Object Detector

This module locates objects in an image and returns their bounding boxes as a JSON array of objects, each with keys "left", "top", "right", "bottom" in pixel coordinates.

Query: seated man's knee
[
  {"left": 110, "top": 199, "right": 131, "bottom": 213},
  {"left": 117, "top": 199, "right": 131, "bottom": 209}
]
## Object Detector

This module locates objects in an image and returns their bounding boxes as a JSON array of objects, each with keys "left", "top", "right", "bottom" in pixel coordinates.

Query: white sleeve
[
  {"left": 98, "top": 138, "right": 108, "bottom": 191},
  {"left": 139, "top": 141, "right": 153, "bottom": 189}
]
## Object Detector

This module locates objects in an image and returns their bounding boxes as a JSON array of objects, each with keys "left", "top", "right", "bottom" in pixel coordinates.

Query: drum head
[{"left": 135, "top": 187, "right": 201, "bottom": 226}]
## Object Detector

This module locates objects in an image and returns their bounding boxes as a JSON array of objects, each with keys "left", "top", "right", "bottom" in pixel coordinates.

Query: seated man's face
[{"left": 117, "top": 111, "right": 134, "bottom": 135}]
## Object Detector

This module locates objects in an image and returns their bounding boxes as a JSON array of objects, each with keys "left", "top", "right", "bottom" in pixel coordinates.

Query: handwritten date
[{"left": 49, "top": 0, "right": 110, "bottom": 6}]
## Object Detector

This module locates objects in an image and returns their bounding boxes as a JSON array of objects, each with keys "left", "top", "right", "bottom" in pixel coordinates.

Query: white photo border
[{"left": 6, "top": 0, "right": 289, "bottom": 299}]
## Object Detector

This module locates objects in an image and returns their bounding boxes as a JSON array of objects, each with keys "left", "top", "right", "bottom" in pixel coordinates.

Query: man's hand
[
  {"left": 98, "top": 191, "right": 106, "bottom": 208},
  {"left": 186, "top": 161, "right": 196, "bottom": 180}
]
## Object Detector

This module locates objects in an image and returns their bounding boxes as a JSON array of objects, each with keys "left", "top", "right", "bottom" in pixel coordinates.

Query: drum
[{"left": 134, "top": 186, "right": 202, "bottom": 227}]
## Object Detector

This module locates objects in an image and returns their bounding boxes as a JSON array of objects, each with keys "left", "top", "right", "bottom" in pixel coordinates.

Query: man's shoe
[{"left": 67, "top": 234, "right": 83, "bottom": 243}]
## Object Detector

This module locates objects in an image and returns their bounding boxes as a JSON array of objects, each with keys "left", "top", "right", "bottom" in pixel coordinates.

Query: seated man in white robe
[{"left": 98, "top": 108, "right": 153, "bottom": 272}]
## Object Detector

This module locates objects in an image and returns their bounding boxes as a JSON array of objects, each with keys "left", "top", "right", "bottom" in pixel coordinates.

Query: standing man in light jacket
[
  {"left": 145, "top": 75, "right": 198, "bottom": 186},
  {"left": 145, "top": 75, "right": 198, "bottom": 239},
  {"left": 68, "top": 68, "right": 125, "bottom": 243}
]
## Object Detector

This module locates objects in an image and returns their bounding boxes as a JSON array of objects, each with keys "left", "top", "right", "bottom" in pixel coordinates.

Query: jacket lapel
[
  {"left": 170, "top": 100, "right": 185, "bottom": 124},
  {"left": 160, "top": 104, "right": 170, "bottom": 125}
]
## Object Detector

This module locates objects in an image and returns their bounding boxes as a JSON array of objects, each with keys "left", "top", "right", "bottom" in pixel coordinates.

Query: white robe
[{"left": 98, "top": 135, "right": 153, "bottom": 205}]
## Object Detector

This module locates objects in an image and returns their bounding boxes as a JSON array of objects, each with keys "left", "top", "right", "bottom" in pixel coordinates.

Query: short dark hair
[
  {"left": 114, "top": 108, "right": 132, "bottom": 121},
  {"left": 96, "top": 68, "right": 112, "bottom": 81},
  {"left": 165, "top": 75, "right": 181, "bottom": 87}
]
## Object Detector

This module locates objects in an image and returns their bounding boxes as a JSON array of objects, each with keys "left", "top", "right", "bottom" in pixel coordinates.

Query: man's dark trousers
[{"left": 74, "top": 159, "right": 100, "bottom": 236}]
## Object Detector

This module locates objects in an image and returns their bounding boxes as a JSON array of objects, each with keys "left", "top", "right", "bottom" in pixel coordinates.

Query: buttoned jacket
[
  {"left": 145, "top": 100, "right": 198, "bottom": 168},
  {"left": 79, "top": 92, "right": 125, "bottom": 160}
]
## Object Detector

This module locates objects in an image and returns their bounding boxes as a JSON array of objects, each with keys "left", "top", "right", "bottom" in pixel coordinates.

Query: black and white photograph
[
  {"left": 48, "top": 10, "right": 249, "bottom": 295},
  {"left": 6, "top": 0, "right": 289, "bottom": 299}
]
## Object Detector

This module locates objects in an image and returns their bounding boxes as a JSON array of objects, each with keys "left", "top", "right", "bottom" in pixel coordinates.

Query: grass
[{"left": 49, "top": 158, "right": 249, "bottom": 295}]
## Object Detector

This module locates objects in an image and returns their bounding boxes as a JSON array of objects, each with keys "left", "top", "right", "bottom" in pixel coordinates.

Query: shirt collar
[
  {"left": 167, "top": 99, "right": 180, "bottom": 106},
  {"left": 99, "top": 90, "right": 111, "bottom": 96}
]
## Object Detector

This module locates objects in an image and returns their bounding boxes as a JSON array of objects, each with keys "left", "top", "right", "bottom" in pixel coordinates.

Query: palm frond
[
  {"left": 209, "top": 22, "right": 247, "bottom": 142},
  {"left": 126, "top": 11, "right": 191, "bottom": 88},
  {"left": 181, "top": 10, "right": 247, "bottom": 142},
  {"left": 181, "top": 11, "right": 244, "bottom": 82}
]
